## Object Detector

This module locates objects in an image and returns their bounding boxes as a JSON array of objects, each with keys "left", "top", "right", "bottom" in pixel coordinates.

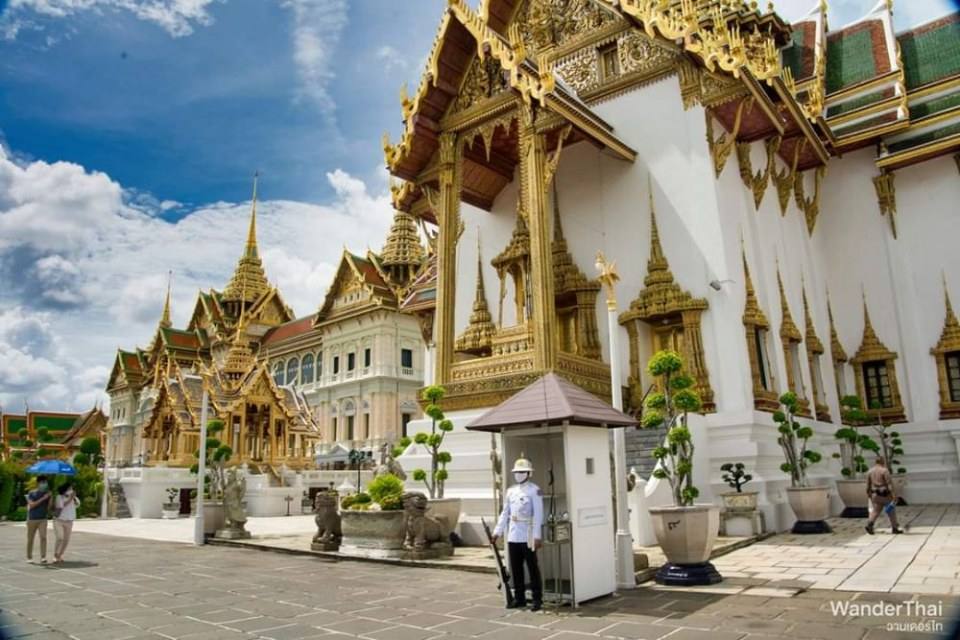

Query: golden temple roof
[
  {"left": 380, "top": 209, "right": 424, "bottom": 269},
  {"left": 223, "top": 175, "right": 271, "bottom": 304}
]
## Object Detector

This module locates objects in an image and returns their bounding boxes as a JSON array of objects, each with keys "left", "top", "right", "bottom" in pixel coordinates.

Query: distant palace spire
[
  {"left": 223, "top": 172, "right": 271, "bottom": 307},
  {"left": 160, "top": 271, "right": 173, "bottom": 329}
]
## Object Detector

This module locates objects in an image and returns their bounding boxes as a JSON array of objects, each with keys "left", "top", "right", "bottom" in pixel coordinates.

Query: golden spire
[
  {"left": 454, "top": 229, "right": 496, "bottom": 356},
  {"left": 223, "top": 282, "right": 255, "bottom": 384},
  {"left": 380, "top": 208, "right": 425, "bottom": 285},
  {"left": 160, "top": 271, "right": 173, "bottom": 329},
  {"left": 777, "top": 267, "right": 801, "bottom": 341},
  {"left": 223, "top": 172, "right": 271, "bottom": 306},
  {"left": 933, "top": 273, "right": 960, "bottom": 354},
  {"left": 802, "top": 284, "right": 824, "bottom": 353},
  {"left": 827, "top": 292, "right": 847, "bottom": 361},
  {"left": 645, "top": 178, "right": 670, "bottom": 287},
  {"left": 742, "top": 244, "right": 768, "bottom": 327}
]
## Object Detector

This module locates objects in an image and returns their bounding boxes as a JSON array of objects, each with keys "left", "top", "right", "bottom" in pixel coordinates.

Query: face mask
[{"left": 513, "top": 472, "right": 528, "bottom": 483}]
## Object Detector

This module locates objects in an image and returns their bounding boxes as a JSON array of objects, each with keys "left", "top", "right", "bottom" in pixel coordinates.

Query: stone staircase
[
  {"left": 109, "top": 483, "right": 131, "bottom": 518},
  {"left": 624, "top": 425, "right": 667, "bottom": 479}
]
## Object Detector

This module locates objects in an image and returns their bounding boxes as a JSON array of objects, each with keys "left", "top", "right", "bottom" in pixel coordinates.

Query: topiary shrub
[
  {"left": 341, "top": 492, "right": 371, "bottom": 510},
  {"left": 411, "top": 385, "right": 453, "bottom": 499},
  {"left": 774, "top": 392, "right": 822, "bottom": 487},
  {"left": 367, "top": 473, "right": 404, "bottom": 505},
  {"left": 378, "top": 494, "right": 404, "bottom": 511}
]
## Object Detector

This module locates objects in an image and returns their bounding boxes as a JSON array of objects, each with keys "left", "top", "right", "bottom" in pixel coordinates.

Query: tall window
[
  {"left": 301, "top": 354, "right": 314, "bottom": 384},
  {"left": 347, "top": 352, "right": 356, "bottom": 371},
  {"left": 347, "top": 415, "right": 355, "bottom": 441},
  {"left": 402, "top": 413, "right": 412, "bottom": 438},
  {"left": 863, "top": 361, "right": 893, "bottom": 408},
  {"left": 401, "top": 348, "right": 414, "bottom": 369},
  {"left": 835, "top": 362, "right": 847, "bottom": 398},
  {"left": 364, "top": 348, "right": 372, "bottom": 368},
  {"left": 788, "top": 343, "right": 805, "bottom": 397},
  {"left": 273, "top": 362, "right": 285, "bottom": 386},
  {"left": 333, "top": 356, "right": 340, "bottom": 375},
  {"left": 755, "top": 330, "right": 773, "bottom": 391},
  {"left": 317, "top": 351, "right": 323, "bottom": 376},
  {"left": 946, "top": 352, "right": 960, "bottom": 402},
  {"left": 286, "top": 358, "right": 299, "bottom": 386},
  {"left": 364, "top": 414, "right": 370, "bottom": 440},
  {"left": 332, "top": 417, "right": 338, "bottom": 441},
  {"left": 811, "top": 354, "right": 826, "bottom": 405}
]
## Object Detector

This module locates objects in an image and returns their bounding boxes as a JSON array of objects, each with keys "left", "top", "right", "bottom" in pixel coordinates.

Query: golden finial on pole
[{"left": 595, "top": 251, "right": 620, "bottom": 310}]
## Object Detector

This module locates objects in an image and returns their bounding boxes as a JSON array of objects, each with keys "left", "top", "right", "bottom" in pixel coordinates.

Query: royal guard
[{"left": 492, "top": 457, "right": 544, "bottom": 610}]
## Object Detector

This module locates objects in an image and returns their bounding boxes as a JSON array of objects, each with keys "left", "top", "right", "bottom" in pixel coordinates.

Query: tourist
[
  {"left": 26, "top": 475, "right": 51, "bottom": 564},
  {"left": 53, "top": 482, "right": 79, "bottom": 564},
  {"left": 491, "top": 457, "right": 543, "bottom": 611},
  {"left": 865, "top": 456, "right": 903, "bottom": 535}
]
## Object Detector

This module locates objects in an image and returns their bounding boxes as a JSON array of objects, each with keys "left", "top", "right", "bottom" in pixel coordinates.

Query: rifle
[{"left": 481, "top": 517, "right": 514, "bottom": 607}]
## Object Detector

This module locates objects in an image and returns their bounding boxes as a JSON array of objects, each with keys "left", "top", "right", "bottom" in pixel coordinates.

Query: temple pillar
[
  {"left": 238, "top": 409, "right": 247, "bottom": 459},
  {"left": 520, "top": 106, "right": 557, "bottom": 370},
  {"left": 434, "top": 132, "right": 461, "bottom": 385},
  {"left": 270, "top": 418, "right": 278, "bottom": 463}
]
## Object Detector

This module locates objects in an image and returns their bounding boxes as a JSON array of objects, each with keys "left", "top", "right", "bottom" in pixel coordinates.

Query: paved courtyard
[{"left": 1, "top": 525, "right": 958, "bottom": 640}]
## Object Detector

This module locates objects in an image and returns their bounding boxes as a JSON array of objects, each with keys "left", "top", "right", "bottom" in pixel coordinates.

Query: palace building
[
  {"left": 383, "top": 0, "right": 960, "bottom": 530},
  {"left": 103, "top": 185, "right": 430, "bottom": 475}
]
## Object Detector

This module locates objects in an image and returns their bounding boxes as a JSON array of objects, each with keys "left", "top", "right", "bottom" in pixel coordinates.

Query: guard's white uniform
[{"left": 493, "top": 481, "right": 544, "bottom": 549}]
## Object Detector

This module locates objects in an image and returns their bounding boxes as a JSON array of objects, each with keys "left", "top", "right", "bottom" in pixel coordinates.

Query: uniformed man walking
[
  {"left": 491, "top": 457, "right": 544, "bottom": 611},
  {"left": 865, "top": 456, "right": 904, "bottom": 535}
]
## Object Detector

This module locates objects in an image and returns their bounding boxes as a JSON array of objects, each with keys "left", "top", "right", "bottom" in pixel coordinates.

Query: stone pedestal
[
  {"left": 720, "top": 510, "right": 764, "bottom": 537},
  {"left": 215, "top": 528, "right": 251, "bottom": 540},
  {"left": 311, "top": 540, "right": 340, "bottom": 552}
]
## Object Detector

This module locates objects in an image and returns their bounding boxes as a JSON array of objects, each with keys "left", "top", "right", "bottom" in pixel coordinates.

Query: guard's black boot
[
  {"left": 892, "top": 527, "right": 904, "bottom": 534},
  {"left": 530, "top": 602, "right": 542, "bottom": 612},
  {"left": 507, "top": 601, "right": 526, "bottom": 609},
  {"left": 865, "top": 523, "right": 875, "bottom": 535}
]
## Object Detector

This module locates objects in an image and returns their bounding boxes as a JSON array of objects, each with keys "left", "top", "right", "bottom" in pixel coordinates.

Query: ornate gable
[{"left": 247, "top": 288, "right": 295, "bottom": 328}]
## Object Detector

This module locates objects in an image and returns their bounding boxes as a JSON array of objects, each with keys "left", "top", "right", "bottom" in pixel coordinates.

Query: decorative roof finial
[
  {"left": 160, "top": 270, "right": 173, "bottom": 329},
  {"left": 223, "top": 171, "right": 271, "bottom": 304},
  {"left": 246, "top": 171, "right": 260, "bottom": 259}
]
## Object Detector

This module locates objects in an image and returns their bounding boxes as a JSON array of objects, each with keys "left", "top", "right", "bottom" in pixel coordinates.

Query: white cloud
[
  {"left": 376, "top": 45, "right": 409, "bottom": 73},
  {"left": 2, "top": 0, "right": 222, "bottom": 39},
  {"left": 281, "top": 0, "right": 348, "bottom": 118},
  {"left": 0, "top": 144, "right": 394, "bottom": 412}
]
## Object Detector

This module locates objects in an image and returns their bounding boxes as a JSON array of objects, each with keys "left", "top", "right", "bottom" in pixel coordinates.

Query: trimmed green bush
[
  {"left": 378, "top": 494, "right": 404, "bottom": 511},
  {"left": 367, "top": 473, "right": 404, "bottom": 505}
]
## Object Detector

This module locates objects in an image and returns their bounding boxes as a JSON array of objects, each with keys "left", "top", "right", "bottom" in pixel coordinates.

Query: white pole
[
  {"left": 194, "top": 389, "right": 209, "bottom": 546},
  {"left": 595, "top": 252, "right": 634, "bottom": 591},
  {"left": 100, "top": 441, "right": 110, "bottom": 519}
]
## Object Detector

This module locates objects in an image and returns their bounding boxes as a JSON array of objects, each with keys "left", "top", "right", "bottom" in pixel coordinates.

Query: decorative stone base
[
  {"left": 720, "top": 510, "right": 764, "bottom": 537},
  {"left": 655, "top": 562, "right": 723, "bottom": 586},
  {"left": 215, "top": 528, "right": 251, "bottom": 540},
  {"left": 403, "top": 544, "right": 454, "bottom": 560},
  {"left": 339, "top": 544, "right": 454, "bottom": 560},
  {"left": 791, "top": 520, "right": 832, "bottom": 534},
  {"left": 839, "top": 507, "right": 868, "bottom": 518},
  {"left": 311, "top": 541, "right": 340, "bottom": 552}
]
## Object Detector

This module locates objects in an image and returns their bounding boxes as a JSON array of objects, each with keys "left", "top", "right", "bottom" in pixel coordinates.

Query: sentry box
[{"left": 467, "top": 373, "right": 637, "bottom": 606}]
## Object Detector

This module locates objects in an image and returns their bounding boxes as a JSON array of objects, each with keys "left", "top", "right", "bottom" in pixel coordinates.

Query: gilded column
[
  {"left": 434, "top": 132, "right": 461, "bottom": 385},
  {"left": 238, "top": 409, "right": 247, "bottom": 459},
  {"left": 520, "top": 106, "right": 557, "bottom": 370}
]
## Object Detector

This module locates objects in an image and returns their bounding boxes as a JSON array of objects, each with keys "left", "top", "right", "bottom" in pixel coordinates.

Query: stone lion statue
[
  {"left": 401, "top": 491, "right": 450, "bottom": 551},
  {"left": 312, "top": 490, "right": 341, "bottom": 551}
]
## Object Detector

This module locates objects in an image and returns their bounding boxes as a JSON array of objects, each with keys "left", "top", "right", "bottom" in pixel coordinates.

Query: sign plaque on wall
[{"left": 577, "top": 506, "right": 608, "bottom": 528}]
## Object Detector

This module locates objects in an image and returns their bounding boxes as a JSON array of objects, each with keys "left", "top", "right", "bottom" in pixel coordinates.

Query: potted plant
[
  {"left": 339, "top": 474, "right": 407, "bottom": 558},
  {"left": 190, "top": 419, "right": 232, "bottom": 536},
  {"left": 643, "top": 350, "right": 721, "bottom": 586},
  {"left": 774, "top": 392, "right": 829, "bottom": 533},
  {"left": 833, "top": 397, "right": 880, "bottom": 517},
  {"left": 867, "top": 400, "right": 908, "bottom": 505},
  {"left": 719, "top": 463, "right": 757, "bottom": 512},
  {"left": 409, "top": 385, "right": 460, "bottom": 530},
  {"left": 162, "top": 487, "right": 181, "bottom": 519}
]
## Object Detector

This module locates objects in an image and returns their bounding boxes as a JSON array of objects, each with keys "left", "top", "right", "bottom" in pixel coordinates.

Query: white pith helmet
[{"left": 512, "top": 457, "right": 533, "bottom": 473}]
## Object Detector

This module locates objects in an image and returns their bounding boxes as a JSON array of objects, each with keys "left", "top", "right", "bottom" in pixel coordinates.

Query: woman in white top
[{"left": 53, "top": 482, "right": 79, "bottom": 564}]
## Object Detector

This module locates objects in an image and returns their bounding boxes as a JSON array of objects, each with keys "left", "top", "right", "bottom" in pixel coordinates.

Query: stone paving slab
[{"left": 1, "top": 525, "right": 959, "bottom": 640}]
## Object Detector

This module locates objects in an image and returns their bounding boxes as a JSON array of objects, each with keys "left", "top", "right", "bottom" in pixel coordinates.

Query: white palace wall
[{"left": 431, "top": 73, "right": 959, "bottom": 536}]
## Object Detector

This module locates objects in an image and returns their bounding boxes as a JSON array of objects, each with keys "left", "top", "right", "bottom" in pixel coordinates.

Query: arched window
[
  {"left": 286, "top": 358, "right": 299, "bottom": 386},
  {"left": 273, "top": 362, "right": 285, "bottom": 386},
  {"left": 301, "top": 354, "right": 314, "bottom": 384}
]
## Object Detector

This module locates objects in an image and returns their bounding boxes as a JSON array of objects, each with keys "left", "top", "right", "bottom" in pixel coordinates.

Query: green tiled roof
[
  {"left": 826, "top": 28, "right": 878, "bottom": 93},
  {"left": 833, "top": 113, "right": 895, "bottom": 137},
  {"left": 782, "top": 28, "right": 807, "bottom": 79},
  {"left": 910, "top": 93, "right": 960, "bottom": 119},
  {"left": 827, "top": 90, "right": 888, "bottom": 117},
  {"left": 7, "top": 418, "right": 27, "bottom": 434},
  {"left": 888, "top": 121, "right": 960, "bottom": 153},
  {"left": 33, "top": 415, "right": 78, "bottom": 433},
  {"left": 899, "top": 17, "right": 960, "bottom": 89}
]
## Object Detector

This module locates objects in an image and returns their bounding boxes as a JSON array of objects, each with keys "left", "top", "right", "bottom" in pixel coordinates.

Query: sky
[{"left": 0, "top": 0, "right": 956, "bottom": 414}]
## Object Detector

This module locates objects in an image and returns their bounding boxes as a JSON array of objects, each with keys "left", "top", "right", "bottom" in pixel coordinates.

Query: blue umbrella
[{"left": 26, "top": 460, "right": 77, "bottom": 476}]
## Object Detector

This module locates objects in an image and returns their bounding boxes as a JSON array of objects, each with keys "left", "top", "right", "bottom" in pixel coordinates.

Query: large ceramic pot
[
  {"left": 427, "top": 497, "right": 462, "bottom": 532},
  {"left": 721, "top": 491, "right": 758, "bottom": 513},
  {"left": 340, "top": 510, "right": 406, "bottom": 557},
  {"left": 648, "top": 504, "right": 722, "bottom": 586},
  {"left": 786, "top": 486, "right": 831, "bottom": 534},
  {"left": 161, "top": 503, "right": 180, "bottom": 520},
  {"left": 835, "top": 479, "right": 869, "bottom": 518},
  {"left": 892, "top": 474, "right": 908, "bottom": 505},
  {"left": 191, "top": 500, "right": 225, "bottom": 536}
]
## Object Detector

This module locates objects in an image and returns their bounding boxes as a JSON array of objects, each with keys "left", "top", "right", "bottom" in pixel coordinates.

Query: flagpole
[{"left": 194, "top": 389, "right": 210, "bottom": 546}]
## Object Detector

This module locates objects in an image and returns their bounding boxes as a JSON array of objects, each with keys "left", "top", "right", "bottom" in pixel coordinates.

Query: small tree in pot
[
  {"left": 850, "top": 397, "right": 908, "bottom": 504},
  {"left": 775, "top": 392, "right": 830, "bottom": 533},
  {"left": 162, "top": 487, "right": 181, "bottom": 519},
  {"left": 719, "top": 463, "right": 758, "bottom": 513},
  {"left": 411, "top": 386, "right": 453, "bottom": 500},
  {"left": 833, "top": 397, "right": 880, "bottom": 517},
  {"left": 643, "top": 350, "right": 721, "bottom": 586}
]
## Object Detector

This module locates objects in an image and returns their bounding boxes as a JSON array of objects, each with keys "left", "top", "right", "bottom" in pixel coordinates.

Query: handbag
[{"left": 883, "top": 501, "right": 896, "bottom": 515}]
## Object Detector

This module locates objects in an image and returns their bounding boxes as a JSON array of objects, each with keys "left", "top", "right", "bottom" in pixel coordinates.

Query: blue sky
[{"left": 0, "top": 0, "right": 955, "bottom": 412}]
